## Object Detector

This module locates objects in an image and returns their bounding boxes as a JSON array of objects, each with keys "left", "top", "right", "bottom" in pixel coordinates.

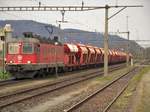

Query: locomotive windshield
[
  {"left": 22, "top": 43, "right": 33, "bottom": 54},
  {"left": 8, "top": 43, "right": 20, "bottom": 54}
]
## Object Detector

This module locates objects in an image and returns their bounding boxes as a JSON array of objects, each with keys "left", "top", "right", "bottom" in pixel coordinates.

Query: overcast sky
[{"left": 0, "top": 0, "right": 150, "bottom": 47}]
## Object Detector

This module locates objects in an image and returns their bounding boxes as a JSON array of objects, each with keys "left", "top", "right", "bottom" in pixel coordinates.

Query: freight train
[{"left": 5, "top": 32, "right": 132, "bottom": 79}]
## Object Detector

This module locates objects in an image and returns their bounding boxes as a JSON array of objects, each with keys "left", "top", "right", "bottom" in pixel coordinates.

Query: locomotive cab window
[
  {"left": 8, "top": 43, "right": 20, "bottom": 54},
  {"left": 22, "top": 43, "right": 33, "bottom": 54}
]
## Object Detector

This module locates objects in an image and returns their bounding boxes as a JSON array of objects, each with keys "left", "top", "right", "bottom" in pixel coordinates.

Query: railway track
[
  {"left": 0, "top": 64, "right": 125, "bottom": 88},
  {"left": 0, "top": 78, "right": 18, "bottom": 87},
  {"left": 0, "top": 64, "right": 125, "bottom": 109},
  {"left": 64, "top": 67, "right": 139, "bottom": 112},
  {"left": 0, "top": 78, "right": 39, "bottom": 89}
]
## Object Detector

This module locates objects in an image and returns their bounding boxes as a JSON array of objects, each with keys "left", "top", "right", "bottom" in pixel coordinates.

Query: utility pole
[
  {"left": 104, "top": 5, "right": 109, "bottom": 76},
  {"left": 117, "top": 30, "right": 130, "bottom": 66},
  {"left": 103, "top": 3, "right": 144, "bottom": 75},
  {"left": 127, "top": 31, "right": 130, "bottom": 66},
  {"left": 126, "top": 16, "right": 129, "bottom": 66},
  {"left": 116, "top": 16, "right": 130, "bottom": 67},
  {"left": 103, "top": 5, "right": 140, "bottom": 76},
  {"left": 0, "top": 4, "right": 143, "bottom": 76}
]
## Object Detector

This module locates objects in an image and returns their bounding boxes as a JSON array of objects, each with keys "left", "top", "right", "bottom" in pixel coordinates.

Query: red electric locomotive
[{"left": 6, "top": 32, "right": 64, "bottom": 78}]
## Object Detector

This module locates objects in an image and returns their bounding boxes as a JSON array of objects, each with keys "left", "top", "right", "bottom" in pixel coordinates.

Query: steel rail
[
  {"left": 0, "top": 64, "right": 124, "bottom": 109},
  {"left": 64, "top": 67, "right": 137, "bottom": 112},
  {"left": 0, "top": 64, "right": 124, "bottom": 98},
  {"left": 102, "top": 81, "right": 129, "bottom": 112},
  {"left": 103, "top": 66, "right": 143, "bottom": 112},
  {"left": 0, "top": 78, "right": 18, "bottom": 87}
]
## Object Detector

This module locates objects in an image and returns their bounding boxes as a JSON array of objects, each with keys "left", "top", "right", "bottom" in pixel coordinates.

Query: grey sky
[{"left": 0, "top": 0, "right": 150, "bottom": 47}]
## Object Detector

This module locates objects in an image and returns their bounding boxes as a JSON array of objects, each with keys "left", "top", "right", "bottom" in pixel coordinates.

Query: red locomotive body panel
[
  {"left": 38, "top": 43, "right": 64, "bottom": 65},
  {"left": 6, "top": 42, "right": 37, "bottom": 64},
  {"left": 6, "top": 40, "right": 64, "bottom": 79},
  {"left": 6, "top": 42, "right": 64, "bottom": 65}
]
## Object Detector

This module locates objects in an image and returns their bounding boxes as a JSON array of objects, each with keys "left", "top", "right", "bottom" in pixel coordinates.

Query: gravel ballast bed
[{"left": 0, "top": 65, "right": 127, "bottom": 112}]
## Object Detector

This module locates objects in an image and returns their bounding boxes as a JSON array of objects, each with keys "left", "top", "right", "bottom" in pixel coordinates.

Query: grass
[
  {"left": 135, "top": 66, "right": 150, "bottom": 112},
  {"left": 109, "top": 66, "right": 150, "bottom": 112},
  {"left": 0, "top": 71, "right": 11, "bottom": 79},
  {"left": 137, "top": 88, "right": 150, "bottom": 112}
]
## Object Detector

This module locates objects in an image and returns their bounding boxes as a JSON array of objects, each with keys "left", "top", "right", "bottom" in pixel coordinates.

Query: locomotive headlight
[
  {"left": 10, "top": 61, "right": 13, "bottom": 63},
  {"left": 27, "top": 61, "right": 31, "bottom": 64}
]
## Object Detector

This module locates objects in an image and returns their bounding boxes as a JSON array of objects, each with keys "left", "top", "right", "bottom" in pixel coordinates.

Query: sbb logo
[{"left": 18, "top": 55, "right": 23, "bottom": 61}]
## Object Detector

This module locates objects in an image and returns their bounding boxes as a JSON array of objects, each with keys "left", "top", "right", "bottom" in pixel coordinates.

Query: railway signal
[
  {"left": 55, "top": 41, "right": 59, "bottom": 77},
  {"left": 0, "top": 24, "right": 13, "bottom": 73},
  {"left": 0, "top": 4, "right": 143, "bottom": 76}
]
